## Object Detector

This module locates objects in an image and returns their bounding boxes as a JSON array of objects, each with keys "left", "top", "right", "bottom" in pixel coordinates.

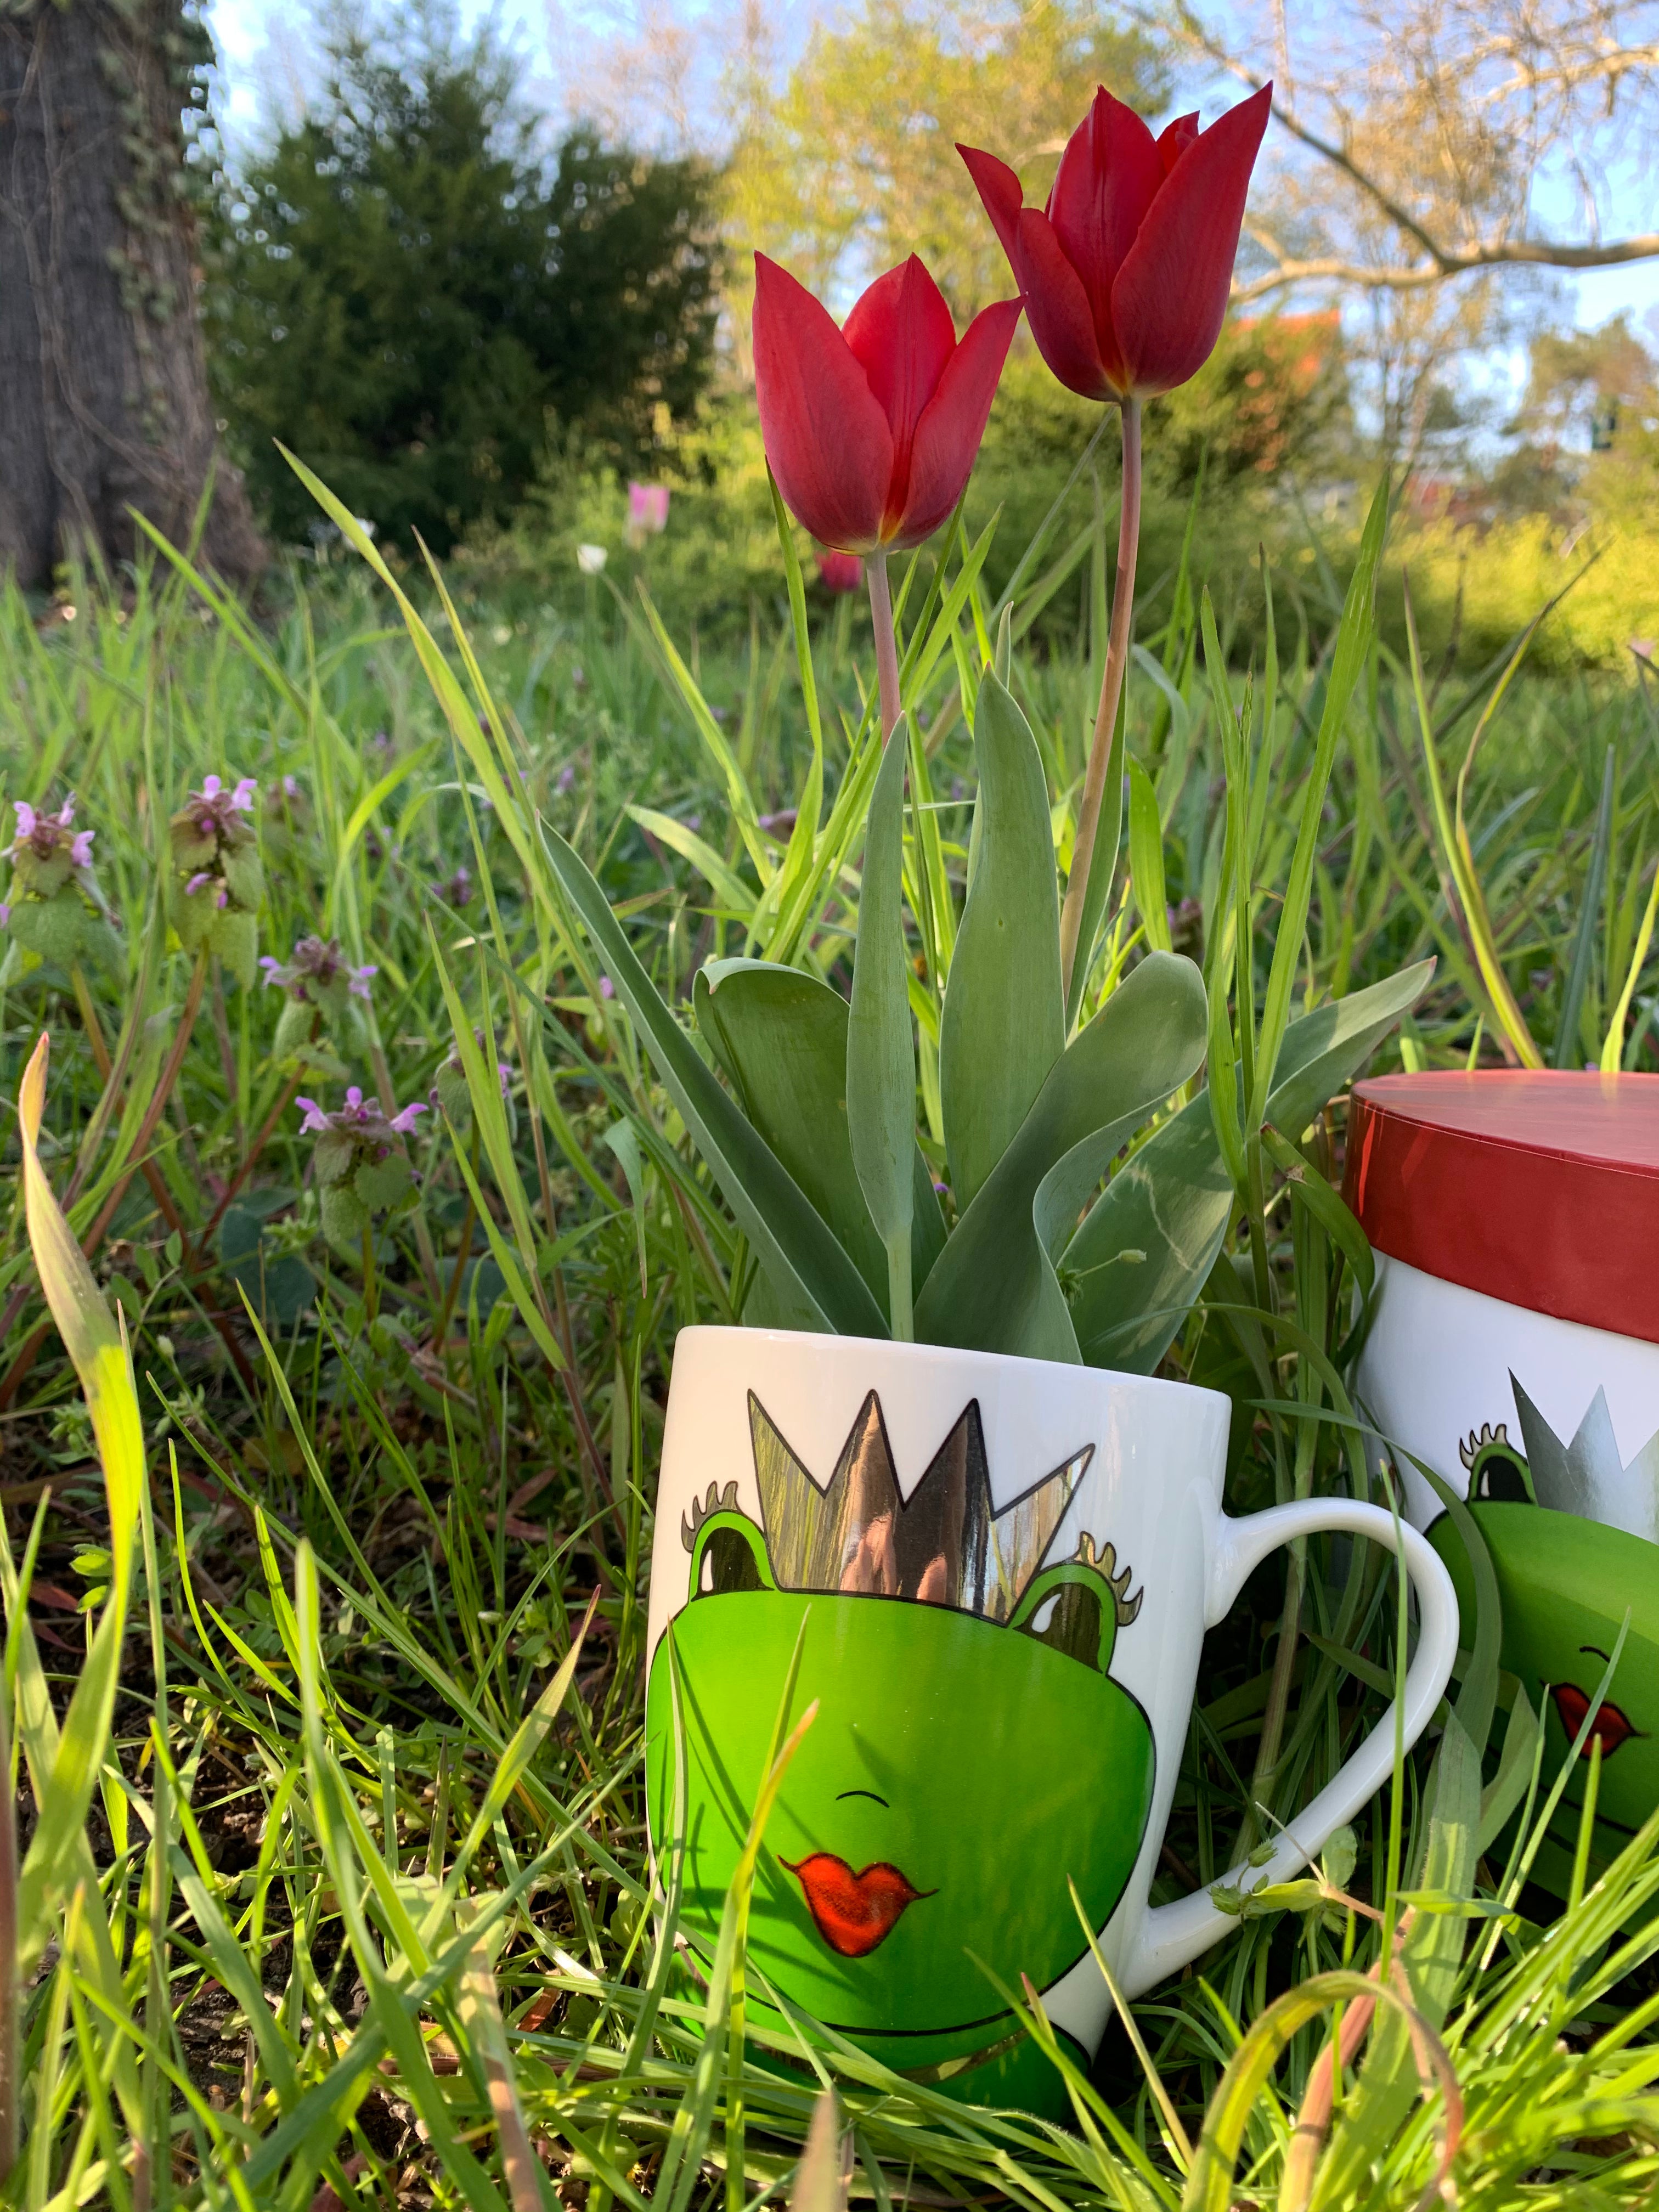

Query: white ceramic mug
[{"left": 645, "top": 1327, "right": 1459, "bottom": 2111}]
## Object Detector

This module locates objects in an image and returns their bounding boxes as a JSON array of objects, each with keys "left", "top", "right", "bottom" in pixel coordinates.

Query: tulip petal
[
  {"left": 1012, "top": 208, "right": 1118, "bottom": 400},
  {"left": 958, "top": 143, "right": 1025, "bottom": 268},
  {"left": 1112, "top": 85, "right": 1272, "bottom": 396},
  {"left": 1048, "top": 86, "right": 1163, "bottom": 375},
  {"left": 844, "top": 257, "right": 957, "bottom": 527},
  {"left": 895, "top": 297, "right": 1023, "bottom": 546},
  {"left": 753, "top": 252, "right": 894, "bottom": 552},
  {"left": 1158, "top": 111, "right": 1200, "bottom": 174}
]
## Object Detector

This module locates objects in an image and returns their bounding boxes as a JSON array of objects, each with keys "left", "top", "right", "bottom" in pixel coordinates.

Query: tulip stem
[
  {"left": 865, "top": 550, "right": 904, "bottom": 744},
  {"left": 1059, "top": 396, "right": 1142, "bottom": 1004}
]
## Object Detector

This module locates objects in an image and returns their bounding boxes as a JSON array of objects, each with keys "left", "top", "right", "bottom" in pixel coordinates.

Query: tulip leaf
[
  {"left": 915, "top": 951, "right": 1207, "bottom": 1361},
  {"left": 695, "top": 960, "right": 945, "bottom": 1324},
  {"left": 940, "top": 671, "right": 1064, "bottom": 1214},
  {"left": 1066, "top": 960, "right": 1434, "bottom": 1373},
  {"left": 538, "top": 823, "right": 885, "bottom": 1338},
  {"left": 847, "top": 727, "right": 917, "bottom": 1337}
]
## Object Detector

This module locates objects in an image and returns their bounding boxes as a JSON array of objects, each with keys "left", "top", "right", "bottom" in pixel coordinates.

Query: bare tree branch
[
  {"left": 1158, "top": 0, "right": 1659, "bottom": 301},
  {"left": 1235, "top": 229, "right": 1659, "bottom": 300}
]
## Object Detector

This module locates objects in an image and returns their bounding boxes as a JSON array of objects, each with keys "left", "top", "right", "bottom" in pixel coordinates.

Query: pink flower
[
  {"left": 12, "top": 803, "right": 36, "bottom": 844},
  {"left": 69, "top": 831, "right": 94, "bottom": 868},
  {"left": 598, "top": 974, "right": 616, "bottom": 1000},
  {"left": 185, "top": 871, "right": 215, "bottom": 897},
  {"left": 296, "top": 1097, "right": 329, "bottom": 1133},
  {"left": 627, "top": 483, "right": 670, "bottom": 539},
  {"left": 390, "top": 1102, "right": 426, "bottom": 1133}
]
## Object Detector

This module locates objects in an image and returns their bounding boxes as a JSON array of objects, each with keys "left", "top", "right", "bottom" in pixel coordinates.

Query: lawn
[{"left": 3, "top": 472, "right": 1658, "bottom": 2210}]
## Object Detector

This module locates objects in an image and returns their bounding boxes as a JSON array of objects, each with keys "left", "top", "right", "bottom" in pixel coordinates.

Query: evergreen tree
[{"left": 210, "top": 16, "right": 719, "bottom": 551}]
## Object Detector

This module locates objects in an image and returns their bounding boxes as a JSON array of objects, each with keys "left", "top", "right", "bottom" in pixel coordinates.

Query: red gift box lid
[{"left": 1341, "top": 1071, "right": 1659, "bottom": 1345}]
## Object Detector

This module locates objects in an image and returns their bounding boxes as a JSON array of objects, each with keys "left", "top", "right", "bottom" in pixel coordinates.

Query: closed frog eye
[
  {"left": 1010, "top": 1543, "right": 1139, "bottom": 1674},
  {"left": 699, "top": 1524, "right": 767, "bottom": 1595},
  {"left": 683, "top": 1502, "right": 776, "bottom": 1601},
  {"left": 1020, "top": 1577, "right": 1105, "bottom": 1669}
]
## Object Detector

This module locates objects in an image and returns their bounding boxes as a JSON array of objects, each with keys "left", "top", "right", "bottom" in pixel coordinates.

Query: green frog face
[
  {"left": 1430, "top": 1395, "right": 1659, "bottom": 1888},
  {"left": 644, "top": 1389, "right": 1157, "bottom": 2099}
]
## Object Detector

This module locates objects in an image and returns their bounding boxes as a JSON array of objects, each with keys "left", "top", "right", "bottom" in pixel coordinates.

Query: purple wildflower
[
  {"left": 185, "top": 871, "right": 214, "bottom": 896},
  {"left": 556, "top": 763, "right": 577, "bottom": 794},
  {"left": 297, "top": 1085, "right": 424, "bottom": 1140},
  {"left": 0, "top": 905, "right": 11, "bottom": 929},
  {"left": 9, "top": 794, "right": 91, "bottom": 866},
  {"left": 441, "top": 864, "right": 473, "bottom": 907},
  {"left": 262, "top": 935, "right": 375, "bottom": 1004},
  {"left": 186, "top": 772, "right": 257, "bottom": 838},
  {"left": 598, "top": 974, "right": 616, "bottom": 1001}
]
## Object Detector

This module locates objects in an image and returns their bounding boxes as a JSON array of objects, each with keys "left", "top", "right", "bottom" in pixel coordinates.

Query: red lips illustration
[
  {"left": 1553, "top": 1681, "right": 1638, "bottom": 1758},
  {"left": 780, "top": 1853, "right": 935, "bottom": 1957}
]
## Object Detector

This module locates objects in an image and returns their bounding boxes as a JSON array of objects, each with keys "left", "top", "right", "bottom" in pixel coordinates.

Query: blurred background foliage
[{"left": 173, "top": 0, "right": 1658, "bottom": 670}]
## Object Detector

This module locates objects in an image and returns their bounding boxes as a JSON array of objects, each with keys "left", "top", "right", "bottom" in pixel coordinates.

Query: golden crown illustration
[{"left": 693, "top": 1387, "right": 1092, "bottom": 1619}]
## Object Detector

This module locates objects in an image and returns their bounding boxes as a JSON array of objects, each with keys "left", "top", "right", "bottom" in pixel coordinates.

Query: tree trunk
[{"left": 0, "top": 1, "right": 264, "bottom": 592}]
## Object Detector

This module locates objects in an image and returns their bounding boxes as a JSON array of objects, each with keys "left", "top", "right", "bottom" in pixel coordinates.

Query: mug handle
[{"left": 1118, "top": 1497, "right": 1460, "bottom": 2000}]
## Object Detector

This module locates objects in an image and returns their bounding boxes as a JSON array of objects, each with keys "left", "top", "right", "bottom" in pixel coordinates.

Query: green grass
[{"left": 0, "top": 480, "right": 1656, "bottom": 2212}]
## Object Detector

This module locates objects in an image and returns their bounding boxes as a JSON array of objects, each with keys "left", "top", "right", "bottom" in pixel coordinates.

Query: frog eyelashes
[
  {"left": 681, "top": 1480, "right": 742, "bottom": 1553},
  {"left": 1460, "top": 1421, "right": 1532, "bottom": 1504},
  {"left": 1074, "top": 1534, "right": 1143, "bottom": 1626},
  {"left": 746, "top": 1388, "right": 1089, "bottom": 1620},
  {"left": 1459, "top": 1421, "right": 1511, "bottom": 1471}
]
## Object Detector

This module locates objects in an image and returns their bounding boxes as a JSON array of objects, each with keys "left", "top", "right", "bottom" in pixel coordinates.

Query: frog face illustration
[
  {"left": 645, "top": 1389, "right": 1156, "bottom": 2092},
  {"left": 1429, "top": 1379, "right": 1659, "bottom": 1885}
]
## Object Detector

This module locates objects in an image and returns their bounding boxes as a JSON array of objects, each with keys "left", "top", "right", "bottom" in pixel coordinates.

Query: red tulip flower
[
  {"left": 959, "top": 83, "right": 1271, "bottom": 403},
  {"left": 816, "top": 550, "right": 864, "bottom": 594},
  {"left": 753, "top": 253, "right": 1021, "bottom": 557}
]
